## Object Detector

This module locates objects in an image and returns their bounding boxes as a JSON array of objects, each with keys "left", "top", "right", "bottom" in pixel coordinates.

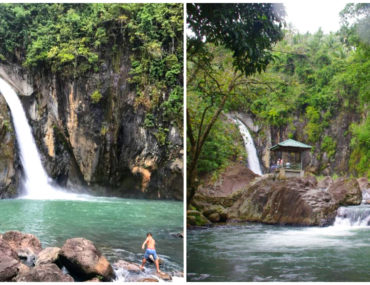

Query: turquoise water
[
  {"left": 187, "top": 206, "right": 370, "bottom": 282},
  {"left": 0, "top": 197, "right": 183, "bottom": 275}
]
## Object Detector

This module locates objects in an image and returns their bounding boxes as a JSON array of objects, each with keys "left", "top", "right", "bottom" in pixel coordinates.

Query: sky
[{"left": 284, "top": 1, "right": 348, "bottom": 34}]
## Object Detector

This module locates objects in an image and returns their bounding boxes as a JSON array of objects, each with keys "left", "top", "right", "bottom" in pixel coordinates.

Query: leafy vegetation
[
  {"left": 188, "top": 2, "right": 369, "bottom": 189},
  {"left": 90, "top": 90, "right": 102, "bottom": 104},
  {"left": 0, "top": 3, "right": 183, "bottom": 131},
  {"left": 187, "top": 4, "right": 286, "bottom": 204}
]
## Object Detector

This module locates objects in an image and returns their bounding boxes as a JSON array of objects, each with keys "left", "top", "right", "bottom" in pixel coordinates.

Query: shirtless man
[{"left": 140, "top": 232, "right": 161, "bottom": 273}]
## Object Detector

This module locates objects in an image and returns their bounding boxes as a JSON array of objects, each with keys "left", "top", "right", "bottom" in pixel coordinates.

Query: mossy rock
[
  {"left": 202, "top": 205, "right": 228, "bottom": 222},
  {"left": 187, "top": 210, "right": 211, "bottom": 226}
]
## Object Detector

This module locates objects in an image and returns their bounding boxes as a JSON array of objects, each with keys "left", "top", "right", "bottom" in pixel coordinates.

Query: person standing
[{"left": 140, "top": 232, "right": 161, "bottom": 273}]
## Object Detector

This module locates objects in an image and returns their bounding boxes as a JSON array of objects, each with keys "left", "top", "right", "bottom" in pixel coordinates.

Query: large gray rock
[
  {"left": 227, "top": 176, "right": 338, "bottom": 226},
  {"left": 187, "top": 210, "right": 211, "bottom": 227},
  {"left": 0, "top": 238, "right": 20, "bottom": 281},
  {"left": 2, "top": 231, "right": 42, "bottom": 266},
  {"left": 0, "top": 95, "right": 19, "bottom": 198},
  {"left": 317, "top": 176, "right": 333, "bottom": 190},
  {"left": 357, "top": 177, "right": 369, "bottom": 192},
  {"left": 60, "top": 238, "right": 115, "bottom": 281},
  {"left": 35, "top": 247, "right": 61, "bottom": 266},
  {"left": 112, "top": 260, "right": 141, "bottom": 273},
  {"left": 328, "top": 178, "right": 362, "bottom": 205},
  {"left": 3, "top": 58, "right": 183, "bottom": 200},
  {"left": 156, "top": 271, "right": 172, "bottom": 281},
  {"left": 15, "top": 263, "right": 74, "bottom": 282},
  {"left": 0, "top": 63, "right": 34, "bottom": 96}
]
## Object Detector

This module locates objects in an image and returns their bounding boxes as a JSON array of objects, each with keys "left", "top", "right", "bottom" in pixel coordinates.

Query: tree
[{"left": 187, "top": 3, "right": 285, "bottom": 205}]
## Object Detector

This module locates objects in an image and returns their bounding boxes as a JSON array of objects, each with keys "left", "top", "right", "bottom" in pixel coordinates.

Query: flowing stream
[
  {"left": 187, "top": 204, "right": 370, "bottom": 281},
  {"left": 232, "top": 118, "right": 262, "bottom": 175},
  {"left": 0, "top": 77, "right": 184, "bottom": 280}
]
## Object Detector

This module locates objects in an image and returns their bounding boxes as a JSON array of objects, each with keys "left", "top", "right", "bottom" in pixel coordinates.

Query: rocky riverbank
[
  {"left": 188, "top": 173, "right": 365, "bottom": 227},
  {"left": 0, "top": 231, "right": 179, "bottom": 282}
]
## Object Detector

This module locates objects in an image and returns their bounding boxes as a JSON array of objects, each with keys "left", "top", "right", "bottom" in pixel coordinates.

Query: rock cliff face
[
  {"left": 0, "top": 57, "right": 183, "bottom": 199},
  {"left": 189, "top": 175, "right": 363, "bottom": 227},
  {"left": 0, "top": 95, "right": 19, "bottom": 198},
  {"left": 232, "top": 111, "right": 360, "bottom": 176}
]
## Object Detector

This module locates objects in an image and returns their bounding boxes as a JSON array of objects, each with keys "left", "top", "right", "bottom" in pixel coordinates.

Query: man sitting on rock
[{"left": 140, "top": 232, "right": 161, "bottom": 273}]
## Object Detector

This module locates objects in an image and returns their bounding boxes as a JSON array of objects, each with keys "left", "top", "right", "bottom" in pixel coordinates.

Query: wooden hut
[{"left": 270, "top": 139, "right": 312, "bottom": 178}]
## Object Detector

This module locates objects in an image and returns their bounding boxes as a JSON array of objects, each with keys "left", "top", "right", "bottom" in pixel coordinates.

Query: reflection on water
[
  {"left": 0, "top": 198, "right": 183, "bottom": 275},
  {"left": 187, "top": 207, "right": 370, "bottom": 282}
]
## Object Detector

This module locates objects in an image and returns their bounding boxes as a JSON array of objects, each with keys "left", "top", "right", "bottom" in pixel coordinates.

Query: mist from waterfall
[
  {"left": 0, "top": 77, "right": 81, "bottom": 199},
  {"left": 232, "top": 118, "right": 262, "bottom": 175}
]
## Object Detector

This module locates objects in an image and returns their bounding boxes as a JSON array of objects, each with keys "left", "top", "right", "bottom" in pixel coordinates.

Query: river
[
  {"left": 187, "top": 205, "right": 370, "bottom": 282},
  {"left": 0, "top": 197, "right": 183, "bottom": 280}
]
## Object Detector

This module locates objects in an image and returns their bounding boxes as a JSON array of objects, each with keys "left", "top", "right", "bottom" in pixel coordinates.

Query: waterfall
[
  {"left": 232, "top": 118, "right": 262, "bottom": 175},
  {"left": 0, "top": 77, "right": 75, "bottom": 199},
  {"left": 333, "top": 205, "right": 370, "bottom": 227}
]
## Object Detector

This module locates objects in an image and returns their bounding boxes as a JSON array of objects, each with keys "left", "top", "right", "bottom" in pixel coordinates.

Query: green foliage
[
  {"left": 196, "top": 117, "right": 246, "bottom": 174},
  {"left": 100, "top": 125, "right": 108, "bottom": 135},
  {"left": 154, "top": 127, "right": 169, "bottom": 146},
  {"left": 188, "top": 3, "right": 369, "bottom": 179},
  {"left": 321, "top": 136, "right": 337, "bottom": 160},
  {"left": 160, "top": 86, "right": 183, "bottom": 130},
  {"left": 349, "top": 117, "right": 370, "bottom": 178},
  {"left": 305, "top": 106, "right": 322, "bottom": 143},
  {"left": 128, "top": 4, "right": 183, "bottom": 117},
  {"left": 187, "top": 3, "right": 285, "bottom": 76},
  {"left": 90, "top": 90, "right": 102, "bottom": 104},
  {"left": 0, "top": 3, "right": 183, "bottom": 130},
  {"left": 143, "top": 113, "right": 155, "bottom": 128},
  {"left": 187, "top": 3, "right": 285, "bottom": 191},
  {"left": 1, "top": 119, "right": 12, "bottom": 132}
]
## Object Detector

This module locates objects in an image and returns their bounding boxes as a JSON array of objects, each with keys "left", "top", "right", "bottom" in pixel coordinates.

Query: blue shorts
[{"left": 144, "top": 249, "right": 158, "bottom": 260}]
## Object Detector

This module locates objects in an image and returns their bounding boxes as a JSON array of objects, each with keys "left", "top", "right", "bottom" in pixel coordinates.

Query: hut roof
[{"left": 270, "top": 139, "right": 312, "bottom": 152}]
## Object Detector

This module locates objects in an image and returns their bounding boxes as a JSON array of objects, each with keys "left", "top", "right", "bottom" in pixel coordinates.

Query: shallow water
[
  {"left": 0, "top": 197, "right": 183, "bottom": 278},
  {"left": 187, "top": 205, "right": 370, "bottom": 282}
]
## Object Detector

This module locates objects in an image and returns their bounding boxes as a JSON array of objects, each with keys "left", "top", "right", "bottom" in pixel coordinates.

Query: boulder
[
  {"left": 357, "top": 177, "right": 370, "bottom": 202},
  {"left": 2, "top": 231, "right": 42, "bottom": 265},
  {"left": 197, "top": 162, "right": 259, "bottom": 197},
  {"left": 187, "top": 210, "right": 211, "bottom": 226},
  {"left": 207, "top": 212, "right": 221, "bottom": 223},
  {"left": 203, "top": 205, "right": 228, "bottom": 222},
  {"left": 328, "top": 178, "right": 362, "bottom": 205},
  {"left": 357, "top": 177, "right": 369, "bottom": 192},
  {"left": 112, "top": 260, "right": 141, "bottom": 273},
  {"left": 35, "top": 247, "right": 61, "bottom": 266},
  {"left": 302, "top": 174, "right": 318, "bottom": 188},
  {"left": 137, "top": 277, "right": 159, "bottom": 282},
  {"left": 227, "top": 176, "right": 338, "bottom": 226},
  {"left": 170, "top": 232, "right": 183, "bottom": 238},
  {"left": 15, "top": 263, "right": 74, "bottom": 282},
  {"left": 0, "top": 238, "right": 20, "bottom": 281},
  {"left": 156, "top": 271, "right": 172, "bottom": 281},
  {"left": 60, "top": 238, "right": 115, "bottom": 281},
  {"left": 317, "top": 176, "right": 333, "bottom": 190},
  {"left": 17, "top": 263, "right": 30, "bottom": 276}
]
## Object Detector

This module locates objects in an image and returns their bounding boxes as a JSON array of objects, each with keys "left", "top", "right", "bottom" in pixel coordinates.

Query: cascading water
[
  {"left": 0, "top": 77, "right": 74, "bottom": 199},
  {"left": 232, "top": 118, "right": 262, "bottom": 175},
  {"left": 334, "top": 205, "right": 370, "bottom": 227}
]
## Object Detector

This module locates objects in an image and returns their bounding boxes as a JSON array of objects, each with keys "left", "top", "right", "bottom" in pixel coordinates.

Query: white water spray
[
  {"left": 333, "top": 205, "right": 370, "bottom": 227},
  {"left": 232, "top": 118, "right": 262, "bottom": 175},
  {"left": 0, "top": 77, "right": 80, "bottom": 200}
]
